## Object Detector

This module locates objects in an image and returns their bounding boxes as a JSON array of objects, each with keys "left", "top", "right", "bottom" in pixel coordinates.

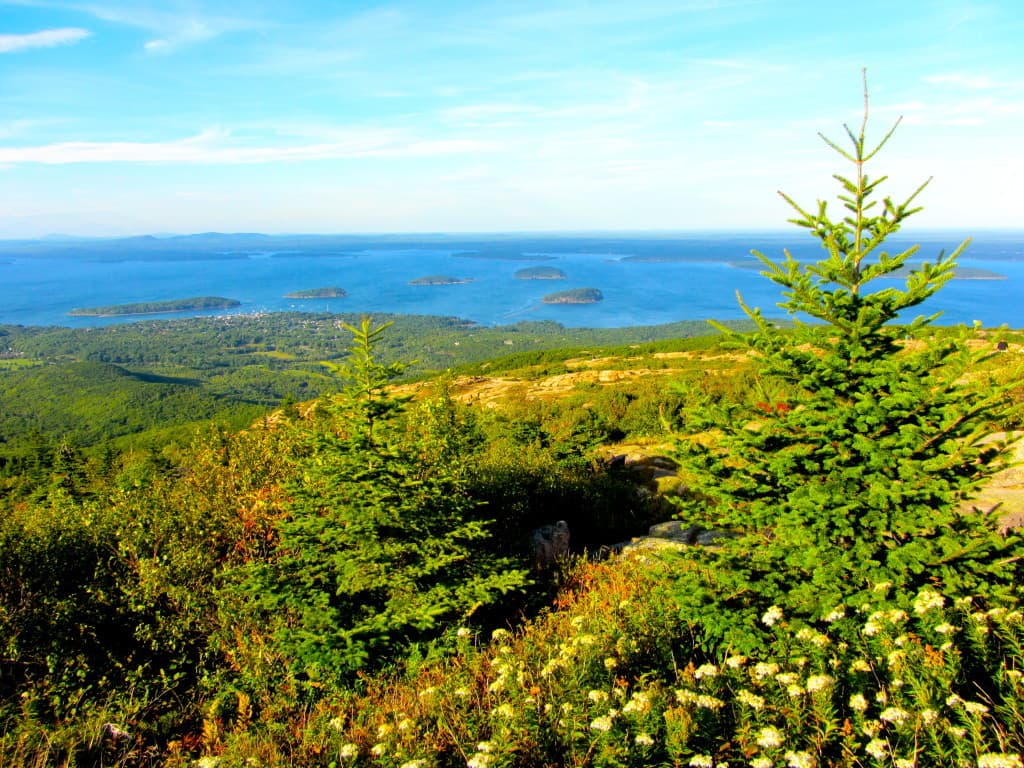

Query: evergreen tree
[
  {"left": 671, "top": 77, "right": 1023, "bottom": 638},
  {"left": 241, "top": 318, "right": 527, "bottom": 684}
]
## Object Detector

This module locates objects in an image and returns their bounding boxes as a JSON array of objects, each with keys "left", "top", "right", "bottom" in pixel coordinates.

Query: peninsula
[
  {"left": 68, "top": 296, "right": 241, "bottom": 317},
  {"left": 542, "top": 288, "right": 603, "bottom": 304},
  {"left": 284, "top": 287, "right": 347, "bottom": 299}
]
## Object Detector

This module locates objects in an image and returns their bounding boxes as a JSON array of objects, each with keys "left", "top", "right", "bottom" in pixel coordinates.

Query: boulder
[{"left": 532, "top": 520, "right": 571, "bottom": 570}]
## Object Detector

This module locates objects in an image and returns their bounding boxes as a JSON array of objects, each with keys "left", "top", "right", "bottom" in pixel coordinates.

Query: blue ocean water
[{"left": 1, "top": 232, "right": 1022, "bottom": 329}]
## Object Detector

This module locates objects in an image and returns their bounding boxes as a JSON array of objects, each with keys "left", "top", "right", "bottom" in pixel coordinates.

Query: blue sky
[{"left": 1, "top": 0, "right": 1022, "bottom": 237}]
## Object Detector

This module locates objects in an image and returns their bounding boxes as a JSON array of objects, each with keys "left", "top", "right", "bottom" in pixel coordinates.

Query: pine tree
[
  {"left": 671, "top": 76, "right": 1022, "bottom": 633},
  {"left": 241, "top": 318, "right": 527, "bottom": 684}
]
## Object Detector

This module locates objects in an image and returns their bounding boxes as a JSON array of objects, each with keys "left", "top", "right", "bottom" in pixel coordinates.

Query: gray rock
[
  {"left": 532, "top": 520, "right": 570, "bottom": 570},
  {"left": 647, "top": 521, "right": 700, "bottom": 543}
]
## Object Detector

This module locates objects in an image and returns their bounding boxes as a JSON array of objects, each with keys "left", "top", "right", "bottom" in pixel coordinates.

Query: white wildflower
[
  {"left": 913, "top": 589, "right": 945, "bottom": 615},
  {"left": 934, "top": 622, "right": 957, "bottom": 635},
  {"left": 977, "top": 754, "right": 1024, "bottom": 768},
  {"left": 689, "top": 756, "right": 714, "bottom": 768},
  {"left": 467, "top": 755, "right": 493, "bottom": 768},
  {"left": 477, "top": 742, "right": 494, "bottom": 753},
  {"left": 737, "top": 689, "right": 766, "bottom": 710},
  {"left": 328, "top": 716, "right": 345, "bottom": 731},
  {"left": 879, "top": 707, "right": 910, "bottom": 725},
  {"left": 806, "top": 674, "right": 834, "bottom": 693},
  {"left": 895, "top": 759, "right": 916, "bottom": 768},
  {"left": 824, "top": 607, "right": 846, "bottom": 622},
  {"left": 753, "top": 662, "right": 781, "bottom": 679},
  {"left": 751, "top": 759, "right": 774, "bottom": 768},
  {"left": 726, "top": 655, "right": 748, "bottom": 668},
  {"left": 784, "top": 750, "right": 815, "bottom": 768},
  {"left": 590, "top": 715, "right": 614, "bottom": 732},
  {"left": 370, "top": 744, "right": 386, "bottom": 757},
  {"left": 634, "top": 732, "right": 655, "bottom": 747},
  {"left": 775, "top": 672, "right": 799, "bottom": 685},
  {"left": 787, "top": 684, "right": 804, "bottom": 698},
  {"left": 849, "top": 693, "right": 869, "bottom": 712},
  {"left": 696, "top": 694, "right": 725, "bottom": 710},
  {"left": 964, "top": 701, "right": 990, "bottom": 715},
  {"left": 849, "top": 659, "right": 871, "bottom": 673},
  {"left": 622, "top": 691, "right": 651, "bottom": 716},
  {"left": 920, "top": 709, "right": 939, "bottom": 724},
  {"left": 757, "top": 726, "right": 784, "bottom": 749},
  {"left": 339, "top": 743, "right": 358, "bottom": 760},
  {"left": 491, "top": 628, "right": 511, "bottom": 642},
  {"left": 865, "top": 739, "right": 888, "bottom": 760},
  {"left": 695, "top": 663, "right": 720, "bottom": 679},
  {"left": 493, "top": 703, "right": 514, "bottom": 719},
  {"left": 762, "top": 605, "right": 784, "bottom": 626},
  {"left": 195, "top": 759, "right": 221, "bottom": 768},
  {"left": 588, "top": 690, "right": 609, "bottom": 704},
  {"left": 400, "top": 762, "right": 425, "bottom": 768},
  {"left": 456, "top": 626, "right": 472, "bottom": 638}
]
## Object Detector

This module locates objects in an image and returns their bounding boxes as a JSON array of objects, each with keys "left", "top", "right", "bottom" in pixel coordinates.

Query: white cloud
[
  {"left": 0, "top": 128, "right": 502, "bottom": 165},
  {"left": 0, "top": 27, "right": 90, "bottom": 53}
]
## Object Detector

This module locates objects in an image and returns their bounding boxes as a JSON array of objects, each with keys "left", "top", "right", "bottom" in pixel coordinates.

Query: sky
[{"left": 0, "top": 0, "right": 1022, "bottom": 238}]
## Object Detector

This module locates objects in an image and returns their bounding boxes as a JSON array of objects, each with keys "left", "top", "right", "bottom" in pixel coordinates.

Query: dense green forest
[{"left": 4, "top": 101, "right": 1024, "bottom": 768}]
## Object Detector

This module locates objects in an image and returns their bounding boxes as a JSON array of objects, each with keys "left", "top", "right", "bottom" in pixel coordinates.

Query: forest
[{"left": 3, "top": 107, "right": 1024, "bottom": 768}]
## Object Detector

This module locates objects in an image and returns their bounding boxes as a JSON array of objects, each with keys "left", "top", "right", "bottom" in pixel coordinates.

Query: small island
[
  {"left": 515, "top": 266, "right": 567, "bottom": 280},
  {"left": 68, "top": 296, "right": 241, "bottom": 317},
  {"left": 284, "top": 287, "right": 347, "bottom": 299},
  {"left": 542, "top": 287, "right": 603, "bottom": 304},
  {"left": 408, "top": 275, "right": 474, "bottom": 286}
]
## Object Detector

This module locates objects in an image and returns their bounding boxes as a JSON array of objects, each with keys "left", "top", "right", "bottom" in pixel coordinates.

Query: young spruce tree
[
  {"left": 671, "top": 78, "right": 1022, "bottom": 642},
  {"left": 241, "top": 318, "right": 527, "bottom": 685}
]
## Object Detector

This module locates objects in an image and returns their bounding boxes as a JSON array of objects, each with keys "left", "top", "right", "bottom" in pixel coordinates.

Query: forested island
[
  {"left": 515, "top": 266, "right": 567, "bottom": 280},
  {"left": 542, "top": 287, "right": 603, "bottom": 304},
  {"left": 284, "top": 287, "right": 347, "bottom": 299},
  {"left": 68, "top": 296, "right": 241, "bottom": 317},
  {"left": 408, "top": 275, "right": 474, "bottom": 285}
]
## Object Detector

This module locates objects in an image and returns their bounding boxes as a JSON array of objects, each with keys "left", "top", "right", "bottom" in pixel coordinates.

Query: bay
[{"left": 1, "top": 231, "right": 1022, "bottom": 329}]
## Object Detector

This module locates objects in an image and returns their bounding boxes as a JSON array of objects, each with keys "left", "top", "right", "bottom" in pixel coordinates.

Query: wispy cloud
[
  {"left": 0, "top": 127, "right": 501, "bottom": 165},
  {"left": 924, "top": 73, "right": 1001, "bottom": 90},
  {"left": 0, "top": 27, "right": 90, "bottom": 53},
  {"left": 5, "top": 1, "right": 262, "bottom": 52}
]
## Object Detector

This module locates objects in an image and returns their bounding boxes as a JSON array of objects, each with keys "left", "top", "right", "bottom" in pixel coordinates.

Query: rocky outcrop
[
  {"left": 605, "top": 520, "right": 737, "bottom": 555},
  {"left": 532, "top": 520, "right": 571, "bottom": 570}
]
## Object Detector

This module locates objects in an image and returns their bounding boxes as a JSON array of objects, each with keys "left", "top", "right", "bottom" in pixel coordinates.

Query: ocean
[{"left": 1, "top": 231, "right": 1022, "bottom": 329}]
